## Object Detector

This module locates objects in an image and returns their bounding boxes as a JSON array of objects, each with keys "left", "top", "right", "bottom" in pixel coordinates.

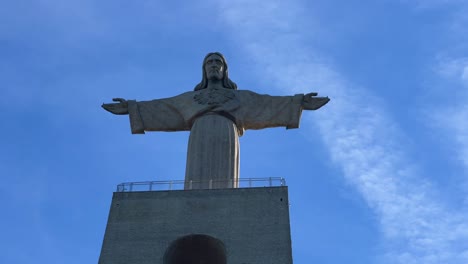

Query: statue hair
[{"left": 194, "top": 52, "right": 238, "bottom": 91}]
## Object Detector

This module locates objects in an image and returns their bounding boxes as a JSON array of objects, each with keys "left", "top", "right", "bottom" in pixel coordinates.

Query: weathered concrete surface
[
  {"left": 99, "top": 187, "right": 293, "bottom": 264},
  {"left": 102, "top": 53, "right": 330, "bottom": 190}
]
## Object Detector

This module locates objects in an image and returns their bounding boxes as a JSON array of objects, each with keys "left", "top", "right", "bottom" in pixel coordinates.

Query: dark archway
[{"left": 163, "top": 234, "right": 227, "bottom": 264}]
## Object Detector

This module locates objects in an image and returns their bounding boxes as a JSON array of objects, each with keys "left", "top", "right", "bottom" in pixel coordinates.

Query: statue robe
[{"left": 127, "top": 87, "right": 304, "bottom": 189}]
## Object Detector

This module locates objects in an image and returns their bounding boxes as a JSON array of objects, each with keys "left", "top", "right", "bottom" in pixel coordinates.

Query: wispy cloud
[
  {"left": 436, "top": 58, "right": 468, "bottom": 86},
  {"left": 421, "top": 0, "right": 468, "bottom": 178},
  {"left": 445, "top": 107, "right": 468, "bottom": 169},
  {"left": 398, "top": 0, "right": 468, "bottom": 9},
  {"left": 215, "top": 0, "right": 468, "bottom": 262},
  {"left": 433, "top": 57, "right": 468, "bottom": 170}
]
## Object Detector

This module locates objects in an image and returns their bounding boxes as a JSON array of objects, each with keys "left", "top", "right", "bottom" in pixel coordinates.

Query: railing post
[
  {"left": 249, "top": 178, "right": 252, "bottom": 187},
  {"left": 209, "top": 179, "right": 213, "bottom": 189},
  {"left": 189, "top": 180, "right": 193, "bottom": 190},
  {"left": 169, "top": 181, "right": 173, "bottom": 190},
  {"left": 149, "top": 182, "right": 153, "bottom": 191},
  {"left": 129, "top": 183, "right": 133, "bottom": 192},
  {"left": 269, "top": 177, "right": 272, "bottom": 187}
]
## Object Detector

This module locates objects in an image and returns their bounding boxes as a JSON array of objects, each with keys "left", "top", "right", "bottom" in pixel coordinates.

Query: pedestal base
[{"left": 99, "top": 186, "right": 293, "bottom": 264}]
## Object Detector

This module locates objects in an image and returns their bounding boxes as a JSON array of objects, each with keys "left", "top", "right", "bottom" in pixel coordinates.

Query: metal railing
[{"left": 116, "top": 177, "right": 286, "bottom": 192}]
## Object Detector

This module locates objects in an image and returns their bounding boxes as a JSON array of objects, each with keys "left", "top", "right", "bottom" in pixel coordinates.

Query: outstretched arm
[
  {"left": 102, "top": 98, "right": 129, "bottom": 115},
  {"left": 101, "top": 95, "right": 193, "bottom": 134},
  {"left": 302, "top": 92, "right": 330, "bottom": 110}
]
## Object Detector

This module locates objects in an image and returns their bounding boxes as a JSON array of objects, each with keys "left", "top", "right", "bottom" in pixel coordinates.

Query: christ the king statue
[{"left": 102, "top": 52, "right": 329, "bottom": 189}]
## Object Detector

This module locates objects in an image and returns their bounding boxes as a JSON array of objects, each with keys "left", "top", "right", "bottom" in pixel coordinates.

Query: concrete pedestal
[{"left": 99, "top": 186, "right": 293, "bottom": 264}]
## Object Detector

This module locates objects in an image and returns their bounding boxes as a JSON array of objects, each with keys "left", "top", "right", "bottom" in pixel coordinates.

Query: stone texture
[
  {"left": 126, "top": 90, "right": 304, "bottom": 189},
  {"left": 185, "top": 114, "right": 239, "bottom": 189},
  {"left": 99, "top": 187, "right": 293, "bottom": 264},
  {"left": 102, "top": 52, "right": 329, "bottom": 189}
]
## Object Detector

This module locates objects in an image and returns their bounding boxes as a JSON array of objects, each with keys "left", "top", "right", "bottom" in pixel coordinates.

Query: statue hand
[
  {"left": 302, "top": 93, "right": 330, "bottom": 110},
  {"left": 102, "top": 98, "right": 129, "bottom": 115}
]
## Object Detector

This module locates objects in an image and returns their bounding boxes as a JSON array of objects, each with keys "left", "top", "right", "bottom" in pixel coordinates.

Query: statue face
[{"left": 204, "top": 54, "right": 224, "bottom": 80}]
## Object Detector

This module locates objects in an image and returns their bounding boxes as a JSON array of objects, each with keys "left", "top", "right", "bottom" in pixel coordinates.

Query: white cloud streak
[
  {"left": 397, "top": 0, "right": 467, "bottom": 9},
  {"left": 436, "top": 58, "right": 468, "bottom": 84},
  {"left": 425, "top": 0, "right": 468, "bottom": 181},
  {"left": 434, "top": 57, "right": 468, "bottom": 170},
  {"left": 215, "top": 0, "right": 468, "bottom": 263}
]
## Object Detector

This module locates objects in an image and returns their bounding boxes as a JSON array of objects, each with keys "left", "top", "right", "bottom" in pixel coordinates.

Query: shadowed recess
[{"left": 163, "top": 234, "right": 227, "bottom": 264}]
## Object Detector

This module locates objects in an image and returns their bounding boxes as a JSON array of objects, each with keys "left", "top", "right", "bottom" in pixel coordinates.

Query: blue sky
[{"left": 1, "top": 0, "right": 468, "bottom": 263}]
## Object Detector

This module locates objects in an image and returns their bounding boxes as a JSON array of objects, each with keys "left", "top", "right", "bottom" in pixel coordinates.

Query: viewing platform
[{"left": 116, "top": 177, "right": 287, "bottom": 192}]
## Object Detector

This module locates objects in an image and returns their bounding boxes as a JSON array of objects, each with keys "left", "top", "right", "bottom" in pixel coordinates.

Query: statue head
[{"left": 194, "top": 52, "right": 237, "bottom": 91}]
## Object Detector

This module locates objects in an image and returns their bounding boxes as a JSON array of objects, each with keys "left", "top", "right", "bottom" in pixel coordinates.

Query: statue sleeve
[
  {"left": 235, "top": 91, "right": 304, "bottom": 130},
  {"left": 127, "top": 96, "right": 191, "bottom": 134}
]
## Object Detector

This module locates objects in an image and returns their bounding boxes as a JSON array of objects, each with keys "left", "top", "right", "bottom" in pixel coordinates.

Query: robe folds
[{"left": 127, "top": 87, "right": 304, "bottom": 189}]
